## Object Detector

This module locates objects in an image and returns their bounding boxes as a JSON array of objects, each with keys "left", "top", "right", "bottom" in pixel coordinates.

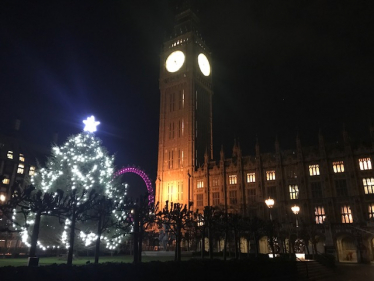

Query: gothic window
[
  {"left": 213, "top": 192, "right": 220, "bottom": 205},
  {"left": 2, "top": 176, "right": 9, "bottom": 185},
  {"left": 29, "top": 166, "right": 36, "bottom": 176},
  {"left": 168, "top": 183, "right": 174, "bottom": 202},
  {"left": 266, "top": 171, "right": 275, "bottom": 181},
  {"left": 179, "top": 90, "right": 184, "bottom": 109},
  {"left": 359, "top": 158, "right": 372, "bottom": 170},
  {"left": 229, "top": 175, "right": 237, "bottom": 185},
  {"left": 229, "top": 190, "right": 237, "bottom": 205},
  {"left": 7, "top": 151, "right": 13, "bottom": 159},
  {"left": 181, "top": 119, "right": 184, "bottom": 136},
  {"left": 311, "top": 182, "right": 323, "bottom": 199},
  {"left": 212, "top": 178, "right": 218, "bottom": 187},
  {"left": 246, "top": 188, "right": 256, "bottom": 203},
  {"left": 246, "top": 172, "right": 255, "bottom": 183},
  {"left": 369, "top": 203, "right": 374, "bottom": 219},
  {"left": 196, "top": 194, "right": 203, "bottom": 207},
  {"left": 177, "top": 182, "right": 183, "bottom": 201},
  {"left": 169, "top": 123, "right": 174, "bottom": 139},
  {"left": 197, "top": 180, "right": 204, "bottom": 189},
  {"left": 309, "top": 164, "right": 320, "bottom": 176},
  {"left": 363, "top": 178, "right": 374, "bottom": 194},
  {"left": 289, "top": 185, "right": 299, "bottom": 200},
  {"left": 170, "top": 92, "right": 175, "bottom": 112},
  {"left": 315, "top": 206, "right": 326, "bottom": 224},
  {"left": 341, "top": 205, "right": 353, "bottom": 223},
  {"left": 19, "top": 154, "right": 25, "bottom": 162},
  {"left": 287, "top": 167, "right": 297, "bottom": 179},
  {"left": 178, "top": 120, "right": 181, "bottom": 137},
  {"left": 332, "top": 161, "right": 344, "bottom": 173},
  {"left": 335, "top": 179, "right": 348, "bottom": 197},
  {"left": 17, "top": 163, "right": 24, "bottom": 174},
  {"left": 168, "top": 151, "right": 174, "bottom": 169}
]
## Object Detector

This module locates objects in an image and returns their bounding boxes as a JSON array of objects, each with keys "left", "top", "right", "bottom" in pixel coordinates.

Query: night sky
[{"left": 1, "top": 0, "right": 373, "bottom": 197}]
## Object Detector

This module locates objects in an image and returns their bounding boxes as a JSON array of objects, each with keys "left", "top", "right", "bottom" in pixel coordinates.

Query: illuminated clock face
[
  {"left": 198, "top": 53, "right": 210, "bottom": 76},
  {"left": 165, "top": 51, "right": 185, "bottom": 73}
]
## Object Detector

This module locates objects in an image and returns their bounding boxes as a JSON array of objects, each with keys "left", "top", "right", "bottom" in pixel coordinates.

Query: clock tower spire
[{"left": 156, "top": 4, "right": 213, "bottom": 207}]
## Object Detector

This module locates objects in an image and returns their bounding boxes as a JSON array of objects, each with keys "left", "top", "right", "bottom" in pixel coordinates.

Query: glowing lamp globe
[
  {"left": 265, "top": 197, "right": 275, "bottom": 209},
  {"left": 291, "top": 205, "right": 300, "bottom": 215},
  {"left": 83, "top": 116, "right": 100, "bottom": 133}
]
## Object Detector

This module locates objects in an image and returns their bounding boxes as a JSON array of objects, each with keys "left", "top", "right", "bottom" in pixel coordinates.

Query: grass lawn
[{"left": 0, "top": 255, "right": 180, "bottom": 267}]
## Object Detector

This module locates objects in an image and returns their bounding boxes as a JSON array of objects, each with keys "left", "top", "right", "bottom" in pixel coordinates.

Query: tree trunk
[
  {"left": 201, "top": 228, "right": 205, "bottom": 259},
  {"left": 67, "top": 209, "right": 77, "bottom": 266},
  {"left": 208, "top": 222, "right": 213, "bottom": 259},
  {"left": 94, "top": 214, "right": 102, "bottom": 264},
  {"left": 234, "top": 230, "right": 239, "bottom": 259},
  {"left": 138, "top": 219, "right": 143, "bottom": 263},
  {"left": 29, "top": 210, "right": 41, "bottom": 258},
  {"left": 133, "top": 208, "right": 139, "bottom": 264},
  {"left": 223, "top": 230, "right": 228, "bottom": 261}
]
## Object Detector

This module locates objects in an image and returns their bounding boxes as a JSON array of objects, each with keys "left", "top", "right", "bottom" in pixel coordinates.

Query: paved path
[{"left": 332, "top": 263, "right": 374, "bottom": 281}]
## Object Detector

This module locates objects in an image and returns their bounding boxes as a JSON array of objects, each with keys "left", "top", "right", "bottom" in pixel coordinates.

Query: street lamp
[
  {"left": 265, "top": 197, "right": 275, "bottom": 221},
  {"left": 291, "top": 205, "right": 300, "bottom": 228},
  {"left": 0, "top": 193, "right": 6, "bottom": 203}
]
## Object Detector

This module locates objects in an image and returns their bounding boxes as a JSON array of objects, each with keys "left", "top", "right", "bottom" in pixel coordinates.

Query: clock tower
[{"left": 156, "top": 3, "right": 213, "bottom": 207}]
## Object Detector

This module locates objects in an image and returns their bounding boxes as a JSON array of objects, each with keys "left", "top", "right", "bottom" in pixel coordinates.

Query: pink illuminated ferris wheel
[{"left": 114, "top": 166, "right": 154, "bottom": 205}]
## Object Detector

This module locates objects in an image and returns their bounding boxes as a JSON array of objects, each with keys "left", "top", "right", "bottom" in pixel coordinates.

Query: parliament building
[{"left": 155, "top": 4, "right": 374, "bottom": 263}]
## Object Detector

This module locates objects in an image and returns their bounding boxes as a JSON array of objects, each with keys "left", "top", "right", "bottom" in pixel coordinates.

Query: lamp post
[
  {"left": 265, "top": 197, "right": 275, "bottom": 258},
  {"left": 265, "top": 197, "right": 275, "bottom": 221},
  {"left": 291, "top": 205, "right": 300, "bottom": 228}
]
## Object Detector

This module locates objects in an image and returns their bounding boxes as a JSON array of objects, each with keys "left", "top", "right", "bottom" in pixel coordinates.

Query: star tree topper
[{"left": 83, "top": 115, "right": 100, "bottom": 133}]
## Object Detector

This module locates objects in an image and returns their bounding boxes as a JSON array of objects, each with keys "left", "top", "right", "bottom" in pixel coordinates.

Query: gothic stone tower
[{"left": 156, "top": 5, "right": 213, "bottom": 207}]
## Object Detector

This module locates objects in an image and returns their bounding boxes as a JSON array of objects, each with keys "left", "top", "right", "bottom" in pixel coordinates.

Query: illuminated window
[
  {"left": 212, "top": 192, "right": 220, "bottom": 205},
  {"left": 315, "top": 206, "right": 326, "bottom": 224},
  {"left": 333, "top": 161, "right": 344, "bottom": 173},
  {"left": 309, "top": 165, "right": 320, "bottom": 176},
  {"left": 212, "top": 178, "right": 218, "bottom": 187},
  {"left": 2, "top": 177, "right": 9, "bottom": 185},
  {"left": 311, "top": 182, "right": 322, "bottom": 199},
  {"left": 369, "top": 203, "right": 374, "bottom": 219},
  {"left": 17, "top": 163, "right": 24, "bottom": 174},
  {"left": 177, "top": 182, "right": 183, "bottom": 201},
  {"left": 266, "top": 171, "right": 275, "bottom": 181},
  {"left": 7, "top": 151, "right": 13, "bottom": 159},
  {"left": 177, "top": 120, "right": 184, "bottom": 137},
  {"left": 19, "top": 154, "right": 25, "bottom": 162},
  {"left": 179, "top": 90, "right": 184, "bottom": 109},
  {"left": 196, "top": 194, "right": 203, "bottom": 207},
  {"left": 229, "top": 190, "right": 237, "bottom": 205},
  {"left": 197, "top": 180, "right": 204, "bottom": 189},
  {"left": 341, "top": 205, "right": 353, "bottom": 223},
  {"left": 229, "top": 175, "right": 237, "bottom": 185},
  {"left": 246, "top": 188, "right": 256, "bottom": 203},
  {"left": 246, "top": 173, "right": 255, "bottom": 183},
  {"left": 168, "top": 183, "right": 174, "bottom": 202},
  {"left": 29, "top": 166, "right": 36, "bottom": 176},
  {"left": 359, "top": 158, "right": 372, "bottom": 170},
  {"left": 335, "top": 179, "right": 348, "bottom": 197},
  {"left": 168, "top": 151, "right": 174, "bottom": 169},
  {"left": 363, "top": 178, "right": 374, "bottom": 194},
  {"left": 289, "top": 185, "right": 299, "bottom": 200}
]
